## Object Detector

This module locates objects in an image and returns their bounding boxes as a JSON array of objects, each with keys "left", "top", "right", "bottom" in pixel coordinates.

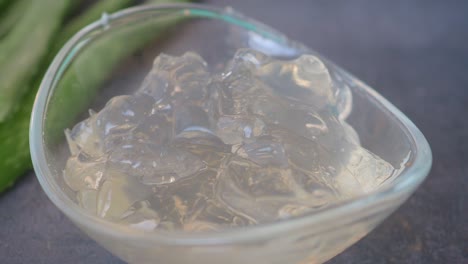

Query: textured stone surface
[{"left": 1, "top": 0, "right": 467, "bottom": 263}]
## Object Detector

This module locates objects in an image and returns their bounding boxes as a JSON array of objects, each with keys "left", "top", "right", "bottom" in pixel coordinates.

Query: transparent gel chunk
[
  {"left": 256, "top": 54, "right": 335, "bottom": 109},
  {"left": 236, "top": 137, "right": 288, "bottom": 168},
  {"left": 149, "top": 169, "right": 253, "bottom": 230},
  {"left": 342, "top": 146, "right": 395, "bottom": 193},
  {"left": 216, "top": 156, "right": 305, "bottom": 222},
  {"left": 119, "top": 201, "right": 161, "bottom": 231},
  {"left": 95, "top": 95, "right": 153, "bottom": 139},
  {"left": 173, "top": 127, "right": 230, "bottom": 167},
  {"left": 76, "top": 189, "right": 98, "bottom": 215},
  {"left": 66, "top": 117, "right": 104, "bottom": 157},
  {"left": 216, "top": 115, "right": 265, "bottom": 145},
  {"left": 174, "top": 105, "right": 211, "bottom": 135},
  {"left": 64, "top": 49, "right": 396, "bottom": 231},
  {"left": 139, "top": 148, "right": 205, "bottom": 185},
  {"left": 108, "top": 143, "right": 205, "bottom": 186},
  {"left": 96, "top": 175, "right": 151, "bottom": 220},
  {"left": 137, "top": 52, "right": 210, "bottom": 104},
  {"left": 63, "top": 153, "right": 106, "bottom": 191}
]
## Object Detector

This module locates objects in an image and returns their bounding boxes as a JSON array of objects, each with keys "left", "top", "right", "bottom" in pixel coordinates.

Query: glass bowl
[{"left": 30, "top": 4, "right": 432, "bottom": 264}]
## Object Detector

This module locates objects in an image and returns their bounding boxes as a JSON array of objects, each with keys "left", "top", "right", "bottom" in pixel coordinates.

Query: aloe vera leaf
[{"left": 0, "top": 0, "right": 71, "bottom": 122}]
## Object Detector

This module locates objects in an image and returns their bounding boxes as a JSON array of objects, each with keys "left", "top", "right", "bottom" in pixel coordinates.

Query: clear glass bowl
[{"left": 30, "top": 4, "right": 432, "bottom": 264}]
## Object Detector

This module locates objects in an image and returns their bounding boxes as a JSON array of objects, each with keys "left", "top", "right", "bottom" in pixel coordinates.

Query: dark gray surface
[{"left": 1, "top": 0, "right": 467, "bottom": 263}]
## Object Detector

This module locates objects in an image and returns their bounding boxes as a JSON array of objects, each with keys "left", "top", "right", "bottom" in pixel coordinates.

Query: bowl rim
[{"left": 30, "top": 3, "right": 432, "bottom": 245}]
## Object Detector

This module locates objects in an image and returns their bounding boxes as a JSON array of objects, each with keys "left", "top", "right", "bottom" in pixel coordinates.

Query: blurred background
[{"left": 0, "top": 0, "right": 467, "bottom": 263}]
